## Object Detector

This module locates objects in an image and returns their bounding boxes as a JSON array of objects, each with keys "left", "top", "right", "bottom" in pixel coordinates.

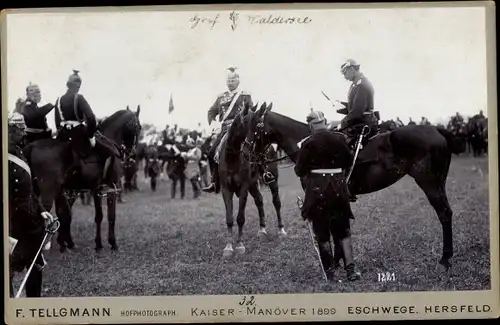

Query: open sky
[{"left": 5, "top": 4, "right": 488, "bottom": 132}]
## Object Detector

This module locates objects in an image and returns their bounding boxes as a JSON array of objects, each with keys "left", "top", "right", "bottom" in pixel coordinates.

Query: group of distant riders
[{"left": 8, "top": 58, "right": 488, "bottom": 296}]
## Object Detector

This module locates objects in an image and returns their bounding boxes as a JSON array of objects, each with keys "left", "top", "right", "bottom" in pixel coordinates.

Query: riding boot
[
  {"left": 341, "top": 237, "right": 361, "bottom": 281},
  {"left": 202, "top": 160, "right": 219, "bottom": 193},
  {"left": 98, "top": 157, "right": 115, "bottom": 196}
]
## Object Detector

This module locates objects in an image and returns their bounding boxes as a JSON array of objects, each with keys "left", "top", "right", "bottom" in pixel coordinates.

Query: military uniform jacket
[
  {"left": 56, "top": 91, "right": 97, "bottom": 137},
  {"left": 294, "top": 129, "right": 353, "bottom": 178},
  {"left": 8, "top": 141, "right": 45, "bottom": 238},
  {"left": 207, "top": 89, "right": 253, "bottom": 130},
  {"left": 184, "top": 147, "right": 202, "bottom": 179},
  {"left": 22, "top": 100, "right": 55, "bottom": 132},
  {"left": 344, "top": 74, "right": 374, "bottom": 125}
]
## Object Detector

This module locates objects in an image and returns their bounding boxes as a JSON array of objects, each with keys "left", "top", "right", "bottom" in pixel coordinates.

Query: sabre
[
  {"left": 297, "top": 196, "right": 328, "bottom": 282},
  {"left": 14, "top": 219, "right": 60, "bottom": 299},
  {"left": 321, "top": 90, "right": 338, "bottom": 107},
  {"left": 346, "top": 125, "right": 370, "bottom": 184}
]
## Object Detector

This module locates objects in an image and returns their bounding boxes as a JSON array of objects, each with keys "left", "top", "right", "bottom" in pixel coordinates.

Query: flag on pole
[{"left": 168, "top": 94, "right": 174, "bottom": 114}]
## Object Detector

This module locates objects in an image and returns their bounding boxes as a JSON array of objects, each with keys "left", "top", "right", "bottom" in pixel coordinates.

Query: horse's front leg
[
  {"left": 268, "top": 180, "right": 286, "bottom": 237},
  {"left": 235, "top": 189, "right": 249, "bottom": 255},
  {"left": 222, "top": 187, "right": 235, "bottom": 258},
  {"left": 107, "top": 195, "right": 118, "bottom": 250},
  {"left": 249, "top": 184, "right": 266, "bottom": 237},
  {"left": 93, "top": 192, "right": 104, "bottom": 251},
  {"left": 55, "top": 191, "right": 74, "bottom": 250}
]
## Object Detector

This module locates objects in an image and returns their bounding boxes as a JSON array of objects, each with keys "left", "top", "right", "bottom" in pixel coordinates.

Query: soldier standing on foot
[{"left": 295, "top": 109, "right": 361, "bottom": 282}]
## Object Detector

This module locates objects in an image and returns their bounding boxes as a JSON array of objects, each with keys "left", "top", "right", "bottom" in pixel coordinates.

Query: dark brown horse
[
  {"left": 217, "top": 104, "right": 286, "bottom": 258},
  {"left": 241, "top": 103, "right": 466, "bottom": 272},
  {"left": 23, "top": 107, "right": 141, "bottom": 252}
]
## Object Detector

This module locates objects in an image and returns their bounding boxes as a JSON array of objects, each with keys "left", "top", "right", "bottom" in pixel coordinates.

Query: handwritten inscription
[
  {"left": 190, "top": 14, "right": 220, "bottom": 30},
  {"left": 189, "top": 11, "right": 312, "bottom": 31}
]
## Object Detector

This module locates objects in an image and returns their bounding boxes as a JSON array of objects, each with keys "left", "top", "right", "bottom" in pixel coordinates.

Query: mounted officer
[
  {"left": 295, "top": 109, "right": 361, "bottom": 282},
  {"left": 202, "top": 67, "right": 255, "bottom": 193},
  {"left": 8, "top": 113, "right": 56, "bottom": 297},
  {"left": 20, "top": 83, "right": 56, "bottom": 144},
  {"left": 336, "top": 59, "right": 379, "bottom": 150},
  {"left": 55, "top": 69, "right": 120, "bottom": 195}
]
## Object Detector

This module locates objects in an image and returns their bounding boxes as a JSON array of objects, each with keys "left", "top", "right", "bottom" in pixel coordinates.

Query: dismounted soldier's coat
[
  {"left": 22, "top": 100, "right": 55, "bottom": 144},
  {"left": 8, "top": 140, "right": 47, "bottom": 278}
]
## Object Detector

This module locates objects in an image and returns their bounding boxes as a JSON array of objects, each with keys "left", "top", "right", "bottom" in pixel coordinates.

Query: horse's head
[
  {"left": 122, "top": 105, "right": 142, "bottom": 155},
  {"left": 241, "top": 102, "right": 274, "bottom": 164}
]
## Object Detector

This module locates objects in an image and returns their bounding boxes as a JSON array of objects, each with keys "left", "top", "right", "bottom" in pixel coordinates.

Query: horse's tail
[{"left": 437, "top": 127, "right": 466, "bottom": 155}]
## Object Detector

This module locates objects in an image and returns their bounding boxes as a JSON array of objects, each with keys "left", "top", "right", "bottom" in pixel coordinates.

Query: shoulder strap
[
  {"left": 73, "top": 93, "right": 83, "bottom": 121},
  {"left": 8, "top": 153, "right": 31, "bottom": 177},
  {"left": 222, "top": 90, "right": 243, "bottom": 121}
]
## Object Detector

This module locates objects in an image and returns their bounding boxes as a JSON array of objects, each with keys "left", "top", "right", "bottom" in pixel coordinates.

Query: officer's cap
[
  {"left": 8, "top": 112, "right": 26, "bottom": 129},
  {"left": 306, "top": 109, "right": 326, "bottom": 124},
  {"left": 340, "top": 59, "right": 360, "bottom": 73},
  {"left": 67, "top": 69, "right": 82, "bottom": 85}
]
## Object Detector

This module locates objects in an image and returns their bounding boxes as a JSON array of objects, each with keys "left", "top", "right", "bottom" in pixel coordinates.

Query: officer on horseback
[
  {"left": 295, "top": 109, "right": 361, "bottom": 282},
  {"left": 8, "top": 112, "right": 56, "bottom": 297},
  {"left": 55, "top": 69, "right": 120, "bottom": 195},
  {"left": 336, "top": 59, "right": 378, "bottom": 150},
  {"left": 21, "top": 83, "right": 56, "bottom": 144},
  {"left": 202, "top": 66, "right": 255, "bottom": 193}
]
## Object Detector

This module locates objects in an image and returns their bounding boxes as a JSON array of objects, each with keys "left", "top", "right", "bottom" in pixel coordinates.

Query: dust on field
[{"left": 16, "top": 156, "right": 490, "bottom": 296}]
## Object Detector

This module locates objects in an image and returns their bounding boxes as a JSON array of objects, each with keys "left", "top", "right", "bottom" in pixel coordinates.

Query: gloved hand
[
  {"left": 41, "top": 211, "right": 55, "bottom": 229},
  {"left": 89, "top": 137, "right": 96, "bottom": 147}
]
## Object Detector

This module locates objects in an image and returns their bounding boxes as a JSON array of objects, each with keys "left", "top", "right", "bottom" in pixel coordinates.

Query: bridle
[{"left": 121, "top": 117, "right": 141, "bottom": 161}]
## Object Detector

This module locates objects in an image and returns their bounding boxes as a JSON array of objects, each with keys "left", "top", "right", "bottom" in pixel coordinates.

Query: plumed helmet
[
  {"left": 8, "top": 112, "right": 26, "bottom": 129},
  {"left": 340, "top": 58, "right": 360, "bottom": 73},
  {"left": 67, "top": 69, "right": 82, "bottom": 86},
  {"left": 306, "top": 109, "right": 326, "bottom": 124},
  {"left": 227, "top": 66, "right": 240, "bottom": 80}
]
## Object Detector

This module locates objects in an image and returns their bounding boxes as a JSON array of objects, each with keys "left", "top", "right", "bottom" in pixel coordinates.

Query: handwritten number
[{"left": 239, "top": 295, "right": 256, "bottom": 306}]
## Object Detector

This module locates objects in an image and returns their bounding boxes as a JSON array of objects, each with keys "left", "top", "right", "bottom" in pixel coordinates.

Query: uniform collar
[
  {"left": 228, "top": 87, "right": 240, "bottom": 94},
  {"left": 352, "top": 73, "right": 364, "bottom": 86}
]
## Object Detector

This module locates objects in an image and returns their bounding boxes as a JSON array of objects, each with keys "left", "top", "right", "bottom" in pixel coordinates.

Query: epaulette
[
  {"left": 217, "top": 91, "right": 229, "bottom": 98},
  {"left": 240, "top": 90, "right": 251, "bottom": 96},
  {"left": 25, "top": 100, "right": 32, "bottom": 105},
  {"left": 356, "top": 79, "right": 363, "bottom": 86}
]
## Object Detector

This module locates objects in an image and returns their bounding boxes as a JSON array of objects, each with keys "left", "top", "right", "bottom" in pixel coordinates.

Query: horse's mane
[
  {"left": 98, "top": 110, "right": 132, "bottom": 130},
  {"left": 265, "top": 111, "right": 309, "bottom": 139}
]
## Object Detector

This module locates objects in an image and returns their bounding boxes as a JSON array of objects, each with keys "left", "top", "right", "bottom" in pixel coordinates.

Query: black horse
[
  {"left": 216, "top": 104, "right": 286, "bottom": 258},
  {"left": 241, "top": 102, "right": 466, "bottom": 272},
  {"left": 23, "top": 107, "right": 141, "bottom": 252},
  {"left": 467, "top": 115, "right": 488, "bottom": 157}
]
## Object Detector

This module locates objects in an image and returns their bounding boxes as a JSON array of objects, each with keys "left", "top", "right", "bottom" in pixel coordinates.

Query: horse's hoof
[
  {"left": 67, "top": 242, "right": 75, "bottom": 250},
  {"left": 437, "top": 261, "right": 451, "bottom": 273},
  {"left": 257, "top": 228, "right": 267, "bottom": 237},
  {"left": 222, "top": 248, "right": 234, "bottom": 258},
  {"left": 235, "top": 244, "right": 245, "bottom": 255},
  {"left": 278, "top": 228, "right": 287, "bottom": 237},
  {"left": 110, "top": 244, "right": 118, "bottom": 251}
]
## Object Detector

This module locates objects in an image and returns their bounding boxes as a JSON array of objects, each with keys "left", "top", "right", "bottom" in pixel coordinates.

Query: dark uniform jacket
[
  {"left": 207, "top": 90, "right": 253, "bottom": 133},
  {"left": 295, "top": 129, "right": 354, "bottom": 222},
  {"left": 8, "top": 141, "right": 46, "bottom": 271},
  {"left": 22, "top": 100, "right": 55, "bottom": 132},
  {"left": 337, "top": 74, "right": 375, "bottom": 125},
  {"left": 56, "top": 91, "right": 97, "bottom": 138}
]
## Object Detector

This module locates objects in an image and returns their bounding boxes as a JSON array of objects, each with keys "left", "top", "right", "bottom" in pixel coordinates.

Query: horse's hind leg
[
  {"left": 411, "top": 168, "right": 453, "bottom": 272},
  {"left": 107, "top": 195, "right": 118, "bottom": 250},
  {"left": 93, "top": 192, "right": 104, "bottom": 251},
  {"left": 235, "top": 189, "right": 249, "bottom": 254},
  {"left": 222, "top": 187, "right": 235, "bottom": 258},
  {"left": 268, "top": 180, "right": 286, "bottom": 236},
  {"left": 55, "top": 192, "right": 74, "bottom": 250},
  {"left": 248, "top": 184, "right": 267, "bottom": 237}
]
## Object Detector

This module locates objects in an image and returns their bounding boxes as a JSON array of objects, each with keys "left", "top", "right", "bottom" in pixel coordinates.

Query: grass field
[{"left": 14, "top": 155, "right": 491, "bottom": 297}]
